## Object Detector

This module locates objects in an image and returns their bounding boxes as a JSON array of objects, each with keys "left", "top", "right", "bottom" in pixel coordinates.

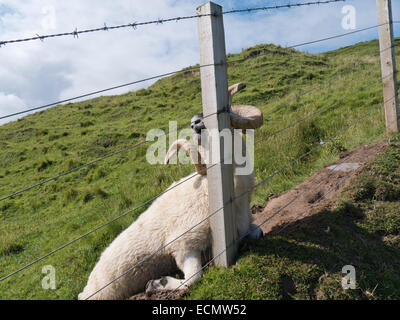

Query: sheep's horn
[
  {"left": 228, "top": 83, "right": 246, "bottom": 107},
  {"left": 227, "top": 83, "right": 264, "bottom": 130},
  {"left": 164, "top": 139, "right": 207, "bottom": 175},
  {"left": 228, "top": 83, "right": 246, "bottom": 98},
  {"left": 230, "top": 105, "right": 264, "bottom": 130}
]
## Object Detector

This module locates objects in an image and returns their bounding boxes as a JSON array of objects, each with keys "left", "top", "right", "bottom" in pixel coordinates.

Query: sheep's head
[
  {"left": 165, "top": 83, "right": 263, "bottom": 175},
  {"left": 190, "top": 113, "right": 205, "bottom": 145}
]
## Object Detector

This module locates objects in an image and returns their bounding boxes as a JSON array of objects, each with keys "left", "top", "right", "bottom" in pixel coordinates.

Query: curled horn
[
  {"left": 228, "top": 82, "right": 264, "bottom": 130},
  {"left": 164, "top": 139, "right": 207, "bottom": 175},
  {"left": 228, "top": 83, "right": 246, "bottom": 107}
]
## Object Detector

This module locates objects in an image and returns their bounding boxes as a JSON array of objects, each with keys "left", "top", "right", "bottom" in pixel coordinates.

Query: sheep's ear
[{"left": 230, "top": 105, "right": 264, "bottom": 130}]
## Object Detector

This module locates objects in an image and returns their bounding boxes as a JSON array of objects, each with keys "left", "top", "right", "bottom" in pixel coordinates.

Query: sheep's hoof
[
  {"left": 247, "top": 224, "right": 263, "bottom": 240},
  {"left": 145, "top": 277, "right": 168, "bottom": 294}
]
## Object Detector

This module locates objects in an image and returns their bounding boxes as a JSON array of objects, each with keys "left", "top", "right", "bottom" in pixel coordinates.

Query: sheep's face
[
  {"left": 189, "top": 83, "right": 263, "bottom": 145},
  {"left": 191, "top": 113, "right": 205, "bottom": 144}
]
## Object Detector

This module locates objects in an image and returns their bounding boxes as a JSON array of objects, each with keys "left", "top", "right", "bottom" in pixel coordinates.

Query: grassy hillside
[{"left": 0, "top": 39, "right": 399, "bottom": 299}]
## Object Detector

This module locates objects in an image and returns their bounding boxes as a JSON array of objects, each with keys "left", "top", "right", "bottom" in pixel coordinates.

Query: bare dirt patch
[
  {"left": 252, "top": 140, "right": 387, "bottom": 235},
  {"left": 129, "top": 289, "right": 188, "bottom": 300}
]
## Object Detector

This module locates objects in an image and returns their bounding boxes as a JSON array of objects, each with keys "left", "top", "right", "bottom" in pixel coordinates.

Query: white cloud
[
  {"left": 0, "top": 0, "right": 395, "bottom": 125},
  {"left": 0, "top": 92, "right": 26, "bottom": 125}
]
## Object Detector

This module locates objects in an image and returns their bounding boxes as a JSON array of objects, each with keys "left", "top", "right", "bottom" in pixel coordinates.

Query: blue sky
[{"left": 0, "top": 0, "right": 399, "bottom": 124}]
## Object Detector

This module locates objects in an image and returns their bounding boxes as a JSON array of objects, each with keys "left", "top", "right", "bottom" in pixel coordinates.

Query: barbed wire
[
  {"left": 2, "top": 23, "right": 394, "bottom": 123},
  {"left": 1, "top": 3, "right": 396, "bottom": 125},
  {"left": 162, "top": 97, "right": 391, "bottom": 300},
  {"left": 223, "top": 0, "right": 346, "bottom": 15},
  {"left": 3, "top": 18, "right": 395, "bottom": 121},
  {"left": 0, "top": 2, "right": 368, "bottom": 122},
  {"left": 0, "top": 0, "right": 347, "bottom": 47},
  {"left": 0, "top": 14, "right": 210, "bottom": 47}
]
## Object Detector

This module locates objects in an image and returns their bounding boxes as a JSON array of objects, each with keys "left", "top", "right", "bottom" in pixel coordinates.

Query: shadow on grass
[{"left": 240, "top": 201, "right": 400, "bottom": 299}]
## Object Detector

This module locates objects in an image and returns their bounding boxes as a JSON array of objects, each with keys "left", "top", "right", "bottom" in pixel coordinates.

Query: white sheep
[{"left": 78, "top": 83, "right": 263, "bottom": 300}]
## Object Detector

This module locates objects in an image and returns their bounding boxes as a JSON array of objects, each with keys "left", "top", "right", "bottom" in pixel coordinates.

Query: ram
[{"left": 78, "top": 83, "right": 263, "bottom": 300}]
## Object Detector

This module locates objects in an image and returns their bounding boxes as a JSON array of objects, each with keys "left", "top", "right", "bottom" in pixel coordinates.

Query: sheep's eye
[{"left": 195, "top": 120, "right": 201, "bottom": 125}]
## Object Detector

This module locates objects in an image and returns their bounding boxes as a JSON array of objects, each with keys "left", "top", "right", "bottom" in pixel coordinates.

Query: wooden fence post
[
  {"left": 197, "top": 2, "right": 237, "bottom": 267},
  {"left": 376, "top": 0, "right": 399, "bottom": 134}
]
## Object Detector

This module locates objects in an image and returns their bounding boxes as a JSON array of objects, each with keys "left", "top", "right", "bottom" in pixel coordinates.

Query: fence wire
[
  {"left": 2, "top": 40, "right": 397, "bottom": 203},
  {"left": 0, "top": 162, "right": 216, "bottom": 283},
  {"left": 227, "top": 22, "right": 395, "bottom": 68},
  {"left": 1, "top": 57, "right": 397, "bottom": 284},
  {"left": 0, "top": 64, "right": 219, "bottom": 121},
  {"left": 226, "top": 31, "right": 398, "bottom": 122},
  {"left": 249, "top": 43, "right": 400, "bottom": 119},
  {"left": 4, "top": 39, "right": 395, "bottom": 203},
  {"left": 254, "top": 71, "right": 397, "bottom": 146},
  {"left": 0, "top": 107, "right": 231, "bottom": 203},
  {"left": 0, "top": 121, "right": 189, "bottom": 202}
]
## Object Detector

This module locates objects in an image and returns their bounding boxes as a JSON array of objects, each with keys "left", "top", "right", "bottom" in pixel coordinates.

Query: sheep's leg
[
  {"left": 234, "top": 195, "right": 263, "bottom": 240},
  {"left": 145, "top": 251, "right": 202, "bottom": 294}
]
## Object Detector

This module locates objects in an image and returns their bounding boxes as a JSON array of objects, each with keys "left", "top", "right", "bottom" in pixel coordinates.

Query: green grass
[
  {"left": 186, "top": 137, "right": 400, "bottom": 300},
  {"left": 0, "top": 39, "right": 399, "bottom": 299}
]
